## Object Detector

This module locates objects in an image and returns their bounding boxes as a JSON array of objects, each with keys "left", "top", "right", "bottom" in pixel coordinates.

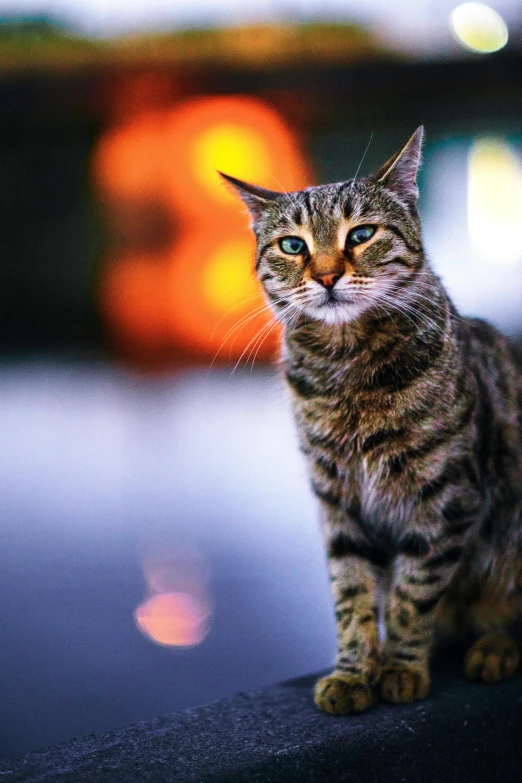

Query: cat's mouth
[
  {"left": 302, "top": 287, "right": 369, "bottom": 326},
  {"left": 322, "top": 289, "right": 354, "bottom": 307}
]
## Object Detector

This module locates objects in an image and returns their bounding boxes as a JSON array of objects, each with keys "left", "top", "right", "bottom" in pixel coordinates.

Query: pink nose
[{"left": 313, "top": 272, "right": 342, "bottom": 289}]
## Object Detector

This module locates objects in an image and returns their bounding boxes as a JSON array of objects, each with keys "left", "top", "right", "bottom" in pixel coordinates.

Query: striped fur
[{"left": 222, "top": 127, "right": 522, "bottom": 714}]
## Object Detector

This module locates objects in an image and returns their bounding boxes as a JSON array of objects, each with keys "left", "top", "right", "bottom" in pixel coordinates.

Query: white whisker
[
  {"left": 248, "top": 300, "right": 305, "bottom": 370},
  {"left": 209, "top": 293, "right": 264, "bottom": 342},
  {"left": 230, "top": 317, "right": 278, "bottom": 377},
  {"left": 354, "top": 131, "right": 374, "bottom": 181},
  {"left": 268, "top": 173, "right": 300, "bottom": 210},
  {"left": 365, "top": 289, "right": 437, "bottom": 333},
  {"left": 207, "top": 295, "right": 295, "bottom": 373},
  {"left": 249, "top": 317, "right": 283, "bottom": 370},
  {"left": 208, "top": 302, "right": 277, "bottom": 369}
]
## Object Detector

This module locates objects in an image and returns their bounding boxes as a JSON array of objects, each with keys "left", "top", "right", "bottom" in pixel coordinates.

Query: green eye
[
  {"left": 347, "top": 225, "right": 376, "bottom": 246},
  {"left": 279, "top": 236, "right": 306, "bottom": 255}
]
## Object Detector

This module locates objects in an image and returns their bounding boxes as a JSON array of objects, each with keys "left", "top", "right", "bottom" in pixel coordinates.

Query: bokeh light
[
  {"left": 468, "top": 137, "right": 522, "bottom": 265},
  {"left": 134, "top": 548, "right": 212, "bottom": 648},
  {"left": 135, "top": 592, "right": 211, "bottom": 647},
  {"left": 93, "top": 94, "right": 310, "bottom": 362},
  {"left": 191, "top": 124, "right": 272, "bottom": 205},
  {"left": 162, "top": 95, "right": 309, "bottom": 217},
  {"left": 450, "top": 3, "right": 508, "bottom": 54},
  {"left": 100, "top": 252, "right": 173, "bottom": 350},
  {"left": 202, "top": 238, "right": 260, "bottom": 313},
  {"left": 93, "top": 112, "right": 166, "bottom": 198}
]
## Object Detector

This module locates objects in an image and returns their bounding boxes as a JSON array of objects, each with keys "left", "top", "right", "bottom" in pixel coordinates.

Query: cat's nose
[{"left": 313, "top": 272, "right": 343, "bottom": 289}]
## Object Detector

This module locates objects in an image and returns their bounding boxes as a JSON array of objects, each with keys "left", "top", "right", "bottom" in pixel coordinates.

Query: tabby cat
[{"left": 221, "top": 127, "right": 522, "bottom": 714}]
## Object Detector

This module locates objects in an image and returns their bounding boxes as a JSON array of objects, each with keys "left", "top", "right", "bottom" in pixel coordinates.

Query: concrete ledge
[{"left": 2, "top": 647, "right": 521, "bottom": 782}]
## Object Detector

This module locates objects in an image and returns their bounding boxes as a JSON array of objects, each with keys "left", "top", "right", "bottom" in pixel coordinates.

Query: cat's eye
[
  {"left": 279, "top": 236, "right": 307, "bottom": 255},
  {"left": 346, "top": 225, "right": 376, "bottom": 247}
]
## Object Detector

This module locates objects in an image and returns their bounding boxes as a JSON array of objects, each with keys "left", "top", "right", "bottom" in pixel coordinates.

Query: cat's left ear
[
  {"left": 218, "top": 172, "right": 281, "bottom": 222},
  {"left": 375, "top": 126, "right": 424, "bottom": 205}
]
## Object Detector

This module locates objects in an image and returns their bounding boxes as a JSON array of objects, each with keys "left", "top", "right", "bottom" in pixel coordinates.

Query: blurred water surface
[{"left": 0, "top": 361, "right": 335, "bottom": 758}]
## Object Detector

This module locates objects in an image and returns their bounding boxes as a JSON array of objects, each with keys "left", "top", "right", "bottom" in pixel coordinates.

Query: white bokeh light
[
  {"left": 450, "top": 2, "right": 508, "bottom": 53},
  {"left": 423, "top": 137, "right": 522, "bottom": 335},
  {"left": 468, "top": 138, "right": 522, "bottom": 265}
]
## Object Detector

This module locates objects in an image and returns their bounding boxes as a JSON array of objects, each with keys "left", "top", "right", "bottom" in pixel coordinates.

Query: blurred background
[{"left": 0, "top": 0, "right": 521, "bottom": 759}]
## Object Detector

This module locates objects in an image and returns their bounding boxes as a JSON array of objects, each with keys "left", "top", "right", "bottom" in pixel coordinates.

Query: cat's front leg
[
  {"left": 380, "top": 544, "right": 462, "bottom": 704},
  {"left": 315, "top": 508, "right": 381, "bottom": 715}
]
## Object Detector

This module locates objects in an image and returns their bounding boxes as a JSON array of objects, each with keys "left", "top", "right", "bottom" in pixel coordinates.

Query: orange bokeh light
[
  {"left": 92, "top": 112, "right": 167, "bottom": 199},
  {"left": 101, "top": 253, "right": 172, "bottom": 350},
  {"left": 134, "top": 591, "right": 211, "bottom": 647},
  {"left": 93, "top": 94, "right": 311, "bottom": 362},
  {"left": 166, "top": 228, "right": 272, "bottom": 355},
  {"left": 162, "top": 95, "right": 309, "bottom": 217}
]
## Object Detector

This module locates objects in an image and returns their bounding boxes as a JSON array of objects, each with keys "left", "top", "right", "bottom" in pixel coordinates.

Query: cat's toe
[
  {"left": 314, "top": 673, "right": 374, "bottom": 715},
  {"left": 464, "top": 633, "right": 519, "bottom": 683},
  {"left": 379, "top": 665, "right": 430, "bottom": 704}
]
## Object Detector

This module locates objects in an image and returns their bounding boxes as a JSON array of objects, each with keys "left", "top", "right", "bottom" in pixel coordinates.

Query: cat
[{"left": 220, "top": 126, "right": 522, "bottom": 715}]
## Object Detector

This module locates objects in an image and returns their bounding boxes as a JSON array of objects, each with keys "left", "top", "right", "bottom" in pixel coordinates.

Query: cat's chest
[
  {"left": 286, "top": 363, "right": 416, "bottom": 527},
  {"left": 289, "top": 370, "right": 396, "bottom": 462},
  {"left": 295, "top": 397, "right": 405, "bottom": 515}
]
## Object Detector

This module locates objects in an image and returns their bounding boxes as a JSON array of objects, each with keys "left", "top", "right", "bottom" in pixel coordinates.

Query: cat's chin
[{"left": 305, "top": 300, "right": 368, "bottom": 326}]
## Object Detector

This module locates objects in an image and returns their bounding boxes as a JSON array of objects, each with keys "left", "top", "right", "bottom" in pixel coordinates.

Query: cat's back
[
  {"left": 461, "top": 316, "right": 521, "bottom": 404},
  {"left": 458, "top": 316, "right": 522, "bottom": 489}
]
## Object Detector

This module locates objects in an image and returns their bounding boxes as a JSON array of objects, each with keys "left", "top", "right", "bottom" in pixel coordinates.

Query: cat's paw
[
  {"left": 379, "top": 664, "right": 430, "bottom": 704},
  {"left": 464, "top": 633, "right": 520, "bottom": 683},
  {"left": 314, "top": 673, "right": 374, "bottom": 715}
]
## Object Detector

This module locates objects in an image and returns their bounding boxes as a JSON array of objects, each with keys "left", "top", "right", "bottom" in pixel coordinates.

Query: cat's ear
[
  {"left": 375, "top": 127, "right": 424, "bottom": 204},
  {"left": 218, "top": 172, "right": 281, "bottom": 222}
]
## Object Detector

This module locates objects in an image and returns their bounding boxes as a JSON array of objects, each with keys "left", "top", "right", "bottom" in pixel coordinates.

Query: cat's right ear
[
  {"left": 218, "top": 172, "right": 281, "bottom": 222},
  {"left": 374, "top": 127, "right": 424, "bottom": 206}
]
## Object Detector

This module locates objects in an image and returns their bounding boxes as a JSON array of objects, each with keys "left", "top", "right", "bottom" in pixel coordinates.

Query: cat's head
[{"left": 221, "top": 127, "right": 425, "bottom": 327}]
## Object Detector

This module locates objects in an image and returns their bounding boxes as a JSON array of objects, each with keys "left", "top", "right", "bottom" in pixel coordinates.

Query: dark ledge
[{"left": 2, "top": 648, "right": 521, "bottom": 783}]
